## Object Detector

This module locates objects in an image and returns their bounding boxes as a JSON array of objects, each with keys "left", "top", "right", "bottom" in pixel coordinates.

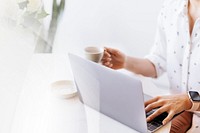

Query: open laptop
[{"left": 68, "top": 53, "right": 168, "bottom": 133}]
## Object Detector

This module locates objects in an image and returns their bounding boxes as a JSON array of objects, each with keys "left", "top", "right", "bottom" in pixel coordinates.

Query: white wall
[
  {"left": 53, "top": 0, "right": 164, "bottom": 57},
  {"left": 52, "top": 0, "right": 169, "bottom": 89}
]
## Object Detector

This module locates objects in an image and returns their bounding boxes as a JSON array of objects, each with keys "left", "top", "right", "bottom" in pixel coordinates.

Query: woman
[{"left": 101, "top": 0, "right": 200, "bottom": 132}]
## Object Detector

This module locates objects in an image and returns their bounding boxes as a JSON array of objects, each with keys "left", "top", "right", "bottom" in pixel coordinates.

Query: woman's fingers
[
  {"left": 147, "top": 107, "right": 175, "bottom": 125},
  {"left": 145, "top": 95, "right": 176, "bottom": 125},
  {"left": 145, "top": 96, "right": 161, "bottom": 107},
  {"left": 105, "top": 63, "right": 113, "bottom": 68},
  {"left": 104, "top": 47, "right": 119, "bottom": 55},
  {"left": 102, "top": 51, "right": 111, "bottom": 59},
  {"left": 104, "top": 62, "right": 111, "bottom": 66},
  {"left": 145, "top": 94, "right": 190, "bottom": 125},
  {"left": 101, "top": 57, "right": 112, "bottom": 62},
  {"left": 101, "top": 49, "right": 113, "bottom": 68},
  {"left": 145, "top": 100, "right": 164, "bottom": 113},
  {"left": 102, "top": 60, "right": 113, "bottom": 68},
  {"left": 102, "top": 57, "right": 112, "bottom": 66},
  {"left": 108, "top": 63, "right": 113, "bottom": 68},
  {"left": 102, "top": 47, "right": 126, "bottom": 69},
  {"left": 146, "top": 107, "right": 167, "bottom": 122},
  {"left": 162, "top": 111, "right": 175, "bottom": 125}
]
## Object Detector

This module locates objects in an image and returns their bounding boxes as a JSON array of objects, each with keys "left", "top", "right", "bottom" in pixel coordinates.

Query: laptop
[{"left": 68, "top": 53, "right": 168, "bottom": 133}]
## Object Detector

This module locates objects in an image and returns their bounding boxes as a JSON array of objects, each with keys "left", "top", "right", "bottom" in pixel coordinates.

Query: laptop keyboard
[{"left": 146, "top": 109, "right": 168, "bottom": 132}]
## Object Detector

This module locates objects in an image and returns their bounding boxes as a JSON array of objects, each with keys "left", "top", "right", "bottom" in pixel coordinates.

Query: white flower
[
  {"left": 17, "top": 0, "right": 43, "bottom": 12},
  {"left": 16, "top": 0, "right": 49, "bottom": 31},
  {"left": 27, "top": 0, "right": 43, "bottom": 12}
]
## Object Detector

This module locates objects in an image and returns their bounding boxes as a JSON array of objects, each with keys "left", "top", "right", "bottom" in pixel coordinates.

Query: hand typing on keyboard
[
  {"left": 144, "top": 94, "right": 192, "bottom": 125},
  {"left": 146, "top": 109, "right": 168, "bottom": 131}
]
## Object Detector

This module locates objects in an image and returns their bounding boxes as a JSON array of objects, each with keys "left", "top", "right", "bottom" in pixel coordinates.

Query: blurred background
[
  {"left": 0, "top": 0, "right": 167, "bottom": 133},
  {"left": 0, "top": 0, "right": 164, "bottom": 54}
]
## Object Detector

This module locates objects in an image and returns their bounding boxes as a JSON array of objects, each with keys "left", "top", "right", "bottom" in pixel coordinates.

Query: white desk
[{"left": 11, "top": 54, "right": 170, "bottom": 133}]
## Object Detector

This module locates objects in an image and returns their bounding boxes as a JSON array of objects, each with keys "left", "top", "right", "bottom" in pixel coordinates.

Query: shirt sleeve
[{"left": 145, "top": 8, "right": 167, "bottom": 78}]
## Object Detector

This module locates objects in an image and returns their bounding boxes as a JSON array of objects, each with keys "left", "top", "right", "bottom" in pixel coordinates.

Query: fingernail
[
  {"left": 162, "top": 121, "right": 166, "bottom": 125},
  {"left": 105, "top": 62, "right": 108, "bottom": 65}
]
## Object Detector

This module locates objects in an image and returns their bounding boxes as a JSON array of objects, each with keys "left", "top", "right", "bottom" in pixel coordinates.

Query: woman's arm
[
  {"left": 124, "top": 56, "right": 157, "bottom": 78},
  {"left": 102, "top": 47, "right": 157, "bottom": 78}
]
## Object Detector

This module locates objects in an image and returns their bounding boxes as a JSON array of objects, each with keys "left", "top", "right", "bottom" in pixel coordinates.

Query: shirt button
[{"left": 195, "top": 33, "right": 198, "bottom": 37}]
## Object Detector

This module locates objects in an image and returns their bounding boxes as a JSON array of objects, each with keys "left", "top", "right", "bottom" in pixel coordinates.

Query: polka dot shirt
[{"left": 146, "top": 0, "right": 200, "bottom": 94}]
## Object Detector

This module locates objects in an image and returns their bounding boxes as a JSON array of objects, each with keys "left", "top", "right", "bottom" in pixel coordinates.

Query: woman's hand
[
  {"left": 101, "top": 47, "right": 157, "bottom": 77},
  {"left": 101, "top": 47, "right": 126, "bottom": 70},
  {"left": 145, "top": 93, "right": 192, "bottom": 125}
]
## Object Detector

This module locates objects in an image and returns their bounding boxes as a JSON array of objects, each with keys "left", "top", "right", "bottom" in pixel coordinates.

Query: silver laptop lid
[{"left": 69, "top": 53, "right": 148, "bottom": 133}]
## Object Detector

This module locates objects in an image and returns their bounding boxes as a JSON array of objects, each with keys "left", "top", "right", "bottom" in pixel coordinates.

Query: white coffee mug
[{"left": 84, "top": 46, "right": 104, "bottom": 63}]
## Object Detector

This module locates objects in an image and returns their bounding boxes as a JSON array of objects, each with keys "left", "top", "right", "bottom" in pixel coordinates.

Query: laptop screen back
[{"left": 69, "top": 53, "right": 148, "bottom": 133}]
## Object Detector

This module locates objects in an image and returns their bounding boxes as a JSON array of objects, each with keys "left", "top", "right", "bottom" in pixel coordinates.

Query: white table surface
[{"left": 11, "top": 54, "right": 171, "bottom": 133}]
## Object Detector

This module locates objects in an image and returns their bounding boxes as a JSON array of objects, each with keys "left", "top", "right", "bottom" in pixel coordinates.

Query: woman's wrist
[
  {"left": 123, "top": 55, "right": 128, "bottom": 69},
  {"left": 123, "top": 56, "right": 134, "bottom": 71},
  {"left": 184, "top": 93, "right": 193, "bottom": 111}
]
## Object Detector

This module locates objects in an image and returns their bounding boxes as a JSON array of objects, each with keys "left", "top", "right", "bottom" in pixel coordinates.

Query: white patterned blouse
[
  {"left": 146, "top": 0, "right": 200, "bottom": 131},
  {"left": 146, "top": 0, "right": 200, "bottom": 95}
]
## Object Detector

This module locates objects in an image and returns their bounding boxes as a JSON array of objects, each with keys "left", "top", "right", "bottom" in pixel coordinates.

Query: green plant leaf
[{"left": 37, "top": 9, "right": 49, "bottom": 20}]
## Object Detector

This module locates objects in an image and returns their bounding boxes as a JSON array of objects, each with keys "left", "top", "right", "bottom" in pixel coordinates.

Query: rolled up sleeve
[{"left": 145, "top": 9, "right": 167, "bottom": 78}]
